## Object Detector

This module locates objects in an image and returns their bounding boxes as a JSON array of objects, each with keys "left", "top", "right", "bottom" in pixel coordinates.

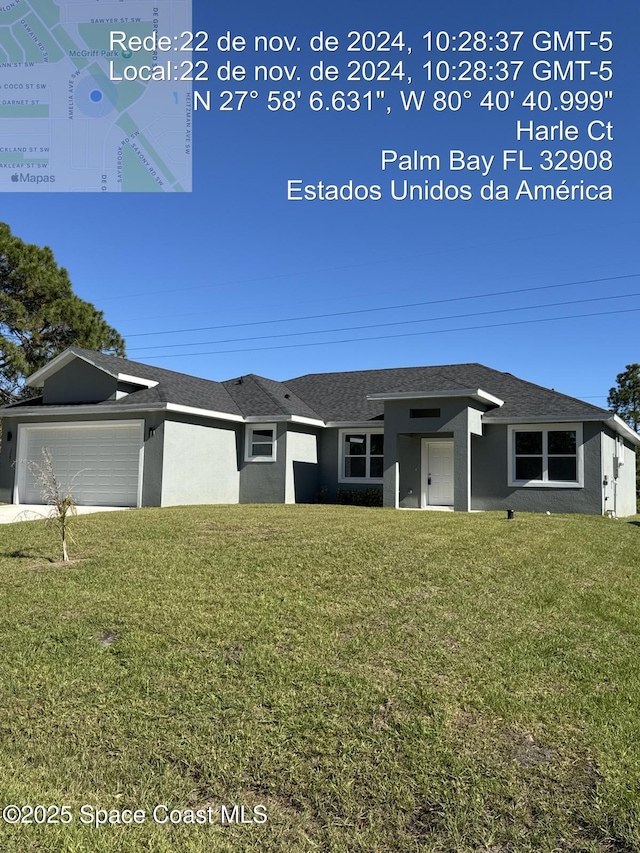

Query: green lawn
[{"left": 1, "top": 505, "right": 639, "bottom": 853}]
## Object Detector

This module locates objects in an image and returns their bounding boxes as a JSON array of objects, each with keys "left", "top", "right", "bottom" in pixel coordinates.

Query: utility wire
[
  {"left": 128, "top": 290, "right": 640, "bottom": 352},
  {"left": 124, "top": 272, "right": 640, "bottom": 339},
  {"left": 95, "top": 219, "right": 640, "bottom": 303},
  {"left": 135, "top": 305, "right": 640, "bottom": 359}
]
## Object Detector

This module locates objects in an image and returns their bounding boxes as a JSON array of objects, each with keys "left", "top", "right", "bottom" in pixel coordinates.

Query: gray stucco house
[{"left": 0, "top": 347, "right": 637, "bottom": 516}]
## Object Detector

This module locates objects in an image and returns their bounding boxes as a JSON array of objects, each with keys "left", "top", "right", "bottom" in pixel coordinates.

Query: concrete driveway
[{"left": 0, "top": 505, "right": 130, "bottom": 524}]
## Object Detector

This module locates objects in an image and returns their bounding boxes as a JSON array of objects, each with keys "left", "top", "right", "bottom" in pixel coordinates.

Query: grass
[{"left": 1, "top": 505, "right": 639, "bottom": 852}]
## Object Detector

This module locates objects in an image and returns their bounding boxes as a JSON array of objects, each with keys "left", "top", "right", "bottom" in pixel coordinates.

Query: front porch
[{"left": 375, "top": 394, "right": 489, "bottom": 512}]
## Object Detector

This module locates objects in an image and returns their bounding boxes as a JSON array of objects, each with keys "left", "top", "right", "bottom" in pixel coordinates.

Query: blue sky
[{"left": 2, "top": 0, "right": 638, "bottom": 407}]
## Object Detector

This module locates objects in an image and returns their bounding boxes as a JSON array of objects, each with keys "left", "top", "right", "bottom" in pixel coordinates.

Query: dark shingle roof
[
  {"left": 285, "top": 363, "right": 610, "bottom": 422},
  {"left": 7, "top": 348, "right": 611, "bottom": 425},
  {"left": 222, "top": 374, "right": 321, "bottom": 420},
  {"left": 50, "top": 347, "right": 244, "bottom": 416}
]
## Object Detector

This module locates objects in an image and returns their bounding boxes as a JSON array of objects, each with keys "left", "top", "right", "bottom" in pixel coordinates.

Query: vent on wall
[{"left": 410, "top": 408, "right": 441, "bottom": 418}]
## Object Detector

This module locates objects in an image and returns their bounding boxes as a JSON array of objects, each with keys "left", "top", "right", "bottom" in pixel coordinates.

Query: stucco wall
[
  {"left": 285, "top": 428, "right": 319, "bottom": 504},
  {"left": 0, "top": 411, "right": 242, "bottom": 508},
  {"left": 0, "top": 417, "right": 17, "bottom": 503},
  {"left": 161, "top": 419, "right": 240, "bottom": 506},
  {"left": 617, "top": 440, "right": 637, "bottom": 517},
  {"left": 318, "top": 429, "right": 339, "bottom": 498},
  {"left": 601, "top": 428, "right": 637, "bottom": 517},
  {"left": 141, "top": 414, "right": 164, "bottom": 506},
  {"left": 0, "top": 411, "right": 157, "bottom": 506},
  {"left": 239, "top": 423, "right": 286, "bottom": 503},
  {"left": 383, "top": 398, "right": 486, "bottom": 511},
  {"left": 397, "top": 433, "right": 422, "bottom": 508},
  {"left": 471, "top": 422, "right": 603, "bottom": 514},
  {"left": 317, "top": 427, "right": 385, "bottom": 502},
  {"left": 42, "top": 360, "right": 118, "bottom": 404}
]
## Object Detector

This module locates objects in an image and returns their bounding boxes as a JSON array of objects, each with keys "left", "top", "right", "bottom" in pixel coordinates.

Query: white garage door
[{"left": 18, "top": 421, "right": 143, "bottom": 507}]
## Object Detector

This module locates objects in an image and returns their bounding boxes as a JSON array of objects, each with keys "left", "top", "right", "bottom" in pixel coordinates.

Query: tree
[
  {"left": 0, "top": 222, "right": 125, "bottom": 403},
  {"left": 609, "top": 364, "right": 640, "bottom": 500},
  {"left": 608, "top": 364, "right": 640, "bottom": 432},
  {"left": 29, "top": 448, "right": 77, "bottom": 562}
]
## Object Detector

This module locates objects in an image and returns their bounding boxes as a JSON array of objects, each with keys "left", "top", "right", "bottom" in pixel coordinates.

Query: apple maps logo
[{"left": 10, "top": 172, "right": 55, "bottom": 184}]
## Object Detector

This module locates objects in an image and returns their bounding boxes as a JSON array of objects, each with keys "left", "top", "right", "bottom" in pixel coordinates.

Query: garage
[{"left": 15, "top": 421, "right": 143, "bottom": 507}]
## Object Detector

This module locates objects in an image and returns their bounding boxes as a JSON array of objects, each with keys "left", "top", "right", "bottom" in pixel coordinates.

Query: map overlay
[{"left": 0, "top": 0, "right": 192, "bottom": 192}]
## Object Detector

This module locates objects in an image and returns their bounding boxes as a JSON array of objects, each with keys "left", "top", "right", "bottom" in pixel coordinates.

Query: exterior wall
[
  {"left": 284, "top": 427, "right": 319, "bottom": 504},
  {"left": 0, "top": 417, "right": 18, "bottom": 503},
  {"left": 239, "top": 423, "right": 286, "bottom": 503},
  {"left": 397, "top": 434, "right": 422, "bottom": 508},
  {"left": 471, "top": 421, "right": 603, "bottom": 514},
  {"left": 382, "top": 398, "right": 486, "bottom": 511},
  {"left": 318, "top": 428, "right": 384, "bottom": 502},
  {"left": 601, "top": 429, "right": 616, "bottom": 516},
  {"left": 601, "top": 428, "right": 637, "bottom": 517},
  {"left": 318, "top": 429, "right": 340, "bottom": 499},
  {"left": 0, "top": 411, "right": 242, "bottom": 508},
  {"left": 4, "top": 407, "right": 634, "bottom": 515},
  {"left": 42, "top": 360, "right": 117, "bottom": 404},
  {"left": 141, "top": 414, "right": 164, "bottom": 506},
  {"left": 617, "top": 440, "right": 637, "bottom": 517},
  {"left": 161, "top": 418, "right": 240, "bottom": 506},
  {"left": 0, "top": 411, "right": 156, "bottom": 506}
]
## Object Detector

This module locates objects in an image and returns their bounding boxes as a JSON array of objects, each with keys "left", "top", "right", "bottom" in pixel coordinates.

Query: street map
[{"left": 0, "top": 0, "right": 192, "bottom": 192}]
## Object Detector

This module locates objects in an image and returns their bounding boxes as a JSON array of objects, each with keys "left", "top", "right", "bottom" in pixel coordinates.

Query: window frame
[
  {"left": 507, "top": 423, "right": 584, "bottom": 488},
  {"left": 338, "top": 428, "right": 384, "bottom": 484},
  {"left": 244, "top": 423, "right": 277, "bottom": 462}
]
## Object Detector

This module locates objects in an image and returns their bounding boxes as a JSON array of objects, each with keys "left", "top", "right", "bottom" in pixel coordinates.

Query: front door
[{"left": 422, "top": 440, "right": 454, "bottom": 506}]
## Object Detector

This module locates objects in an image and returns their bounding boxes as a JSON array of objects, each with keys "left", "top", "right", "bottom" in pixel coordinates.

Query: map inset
[{"left": 0, "top": 0, "right": 192, "bottom": 192}]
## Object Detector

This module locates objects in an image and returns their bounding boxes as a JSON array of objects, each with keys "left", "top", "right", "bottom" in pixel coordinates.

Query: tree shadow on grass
[
  {"left": 2, "top": 549, "right": 80, "bottom": 568},
  {"left": 3, "top": 548, "right": 46, "bottom": 559}
]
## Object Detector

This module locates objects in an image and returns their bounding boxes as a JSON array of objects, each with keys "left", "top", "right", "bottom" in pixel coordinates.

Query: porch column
[
  {"left": 453, "top": 422, "right": 471, "bottom": 512},
  {"left": 383, "top": 431, "right": 399, "bottom": 508}
]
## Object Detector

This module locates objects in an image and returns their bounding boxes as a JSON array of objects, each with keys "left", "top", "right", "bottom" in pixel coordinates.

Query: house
[{"left": 0, "top": 346, "right": 637, "bottom": 516}]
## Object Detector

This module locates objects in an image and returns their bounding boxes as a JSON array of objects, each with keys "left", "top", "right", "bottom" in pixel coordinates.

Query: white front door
[{"left": 422, "top": 440, "right": 454, "bottom": 506}]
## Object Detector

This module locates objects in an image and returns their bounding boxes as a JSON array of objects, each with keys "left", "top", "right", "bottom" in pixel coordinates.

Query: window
[
  {"left": 508, "top": 424, "right": 583, "bottom": 487},
  {"left": 245, "top": 424, "right": 276, "bottom": 462},
  {"left": 410, "top": 408, "right": 441, "bottom": 419},
  {"left": 339, "top": 429, "right": 384, "bottom": 482}
]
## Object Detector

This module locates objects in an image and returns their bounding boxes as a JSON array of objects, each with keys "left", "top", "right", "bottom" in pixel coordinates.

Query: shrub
[{"left": 336, "top": 487, "right": 383, "bottom": 507}]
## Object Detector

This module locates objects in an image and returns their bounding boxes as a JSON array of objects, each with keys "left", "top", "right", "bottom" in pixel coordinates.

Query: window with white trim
[
  {"left": 245, "top": 424, "right": 276, "bottom": 462},
  {"left": 508, "top": 424, "right": 583, "bottom": 487},
  {"left": 339, "top": 429, "right": 384, "bottom": 483}
]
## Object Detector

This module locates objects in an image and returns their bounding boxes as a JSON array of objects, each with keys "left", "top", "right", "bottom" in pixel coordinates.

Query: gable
[
  {"left": 11, "top": 348, "right": 638, "bottom": 448},
  {"left": 42, "top": 358, "right": 118, "bottom": 405}
]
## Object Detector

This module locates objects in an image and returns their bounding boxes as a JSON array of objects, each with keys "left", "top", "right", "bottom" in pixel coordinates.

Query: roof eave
[
  {"left": 485, "top": 413, "right": 640, "bottom": 445},
  {"left": 244, "top": 414, "right": 325, "bottom": 427},
  {"left": 0, "top": 402, "right": 245, "bottom": 424},
  {"left": 325, "top": 420, "right": 384, "bottom": 428},
  {"left": 117, "top": 372, "right": 159, "bottom": 389},
  {"left": 366, "top": 388, "right": 504, "bottom": 407},
  {"left": 608, "top": 414, "right": 640, "bottom": 446}
]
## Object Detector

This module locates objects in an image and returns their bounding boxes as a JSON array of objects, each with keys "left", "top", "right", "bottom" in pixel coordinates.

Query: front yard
[{"left": 0, "top": 505, "right": 639, "bottom": 852}]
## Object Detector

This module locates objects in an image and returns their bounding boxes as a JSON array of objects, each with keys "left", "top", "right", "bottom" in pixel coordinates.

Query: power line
[
  {"left": 124, "top": 272, "right": 640, "bottom": 339},
  {"left": 134, "top": 305, "right": 640, "bottom": 359},
  {"left": 93, "top": 218, "right": 640, "bottom": 304},
  {"left": 128, "top": 290, "right": 640, "bottom": 352}
]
